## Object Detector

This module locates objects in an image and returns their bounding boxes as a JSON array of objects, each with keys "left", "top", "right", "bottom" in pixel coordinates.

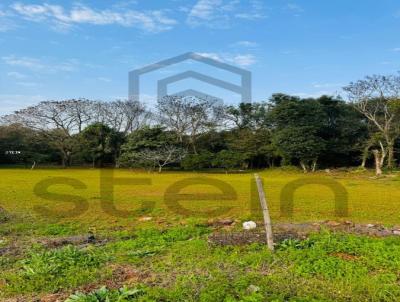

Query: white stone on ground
[{"left": 243, "top": 221, "right": 257, "bottom": 230}]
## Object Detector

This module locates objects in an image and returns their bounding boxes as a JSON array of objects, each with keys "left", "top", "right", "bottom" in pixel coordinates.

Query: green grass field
[{"left": 1, "top": 168, "right": 400, "bottom": 301}]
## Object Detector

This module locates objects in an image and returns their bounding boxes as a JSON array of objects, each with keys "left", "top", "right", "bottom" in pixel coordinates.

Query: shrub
[
  {"left": 4, "top": 245, "right": 109, "bottom": 294},
  {"left": 66, "top": 286, "right": 143, "bottom": 302}
]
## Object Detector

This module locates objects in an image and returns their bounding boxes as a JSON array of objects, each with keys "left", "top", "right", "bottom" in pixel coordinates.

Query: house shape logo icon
[{"left": 129, "top": 52, "right": 252, "bottom": 104}]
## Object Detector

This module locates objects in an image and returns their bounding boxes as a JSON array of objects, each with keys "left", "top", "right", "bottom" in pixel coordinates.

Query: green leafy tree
[
  {"left": 80, "top": 123, "right": 123, "bottom": 167},
  {"left": 317, "top": 96, "right": 368, "bottom": 167},
  {"left": 119, "top": 126, "right": 185, "bottom": 172},
  {"left": 273, "top": 126, "right": 326, "bottom": 172},
  {"left": 269, "top": 94, "right": 327, "bottom": 171},
  {"left": 344, "top": 74, "right": 400, "bottom": 169},
  {"left": 227, "top": 128, "right": 277, "bottom": 169},
  {"left": 182, "top": 151, "right": 215, "bottom": 170},
  {"left": 0, "top": 124, "right": 56, "bottom": 167},
  {"left": 213, "top": 150, "right": 246, "bottom": 172},
  {"left": 224, "top": 102, "right": 269, "bottom": 130}
]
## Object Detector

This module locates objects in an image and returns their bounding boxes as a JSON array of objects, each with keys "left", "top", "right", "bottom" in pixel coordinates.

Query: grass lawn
[{"left": 1, "top": 168, "right": 400, "bottom": 301}]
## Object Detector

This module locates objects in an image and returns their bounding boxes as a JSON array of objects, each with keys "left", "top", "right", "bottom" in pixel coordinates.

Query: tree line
[{"left": 1, "top": 73, "right": 400, "bottom": 174}]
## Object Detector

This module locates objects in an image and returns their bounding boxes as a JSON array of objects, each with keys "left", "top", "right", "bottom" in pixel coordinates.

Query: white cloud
[
  {"left": 196, "top": 52, "right": 224, "bottom": 61},
  {"left": 189, "top": 0, "right": 222, "bottom": 20},
  {"left": 187, "top": 0, "right": 229, "bottom": 27},
  {"left": 2, "top": 56, "right": 45, "bottom": 70},
  {"left": 7, "top": 71, "right": 27, "bottom": 79},
  {"left": 196, "top": 52, "right": 256, "bottom": 67},
  {"left": 292, "top": 91, "right": 337, "bottom": 98},
  {"left": 97, "top": 77, "right": 112, "bottom": 82},
  {"left": 0, "top": 94, "right": 45, "bottom": 115},
  {"left": 187, "top": 0, "right": 265, "bottom": 27},
  {"left": 235, "top": 0, "right": 266, "bottom": 20},
  {"left": 10, "top": 2, "right": 177, "bottom": 32},
  {"left": 281, "top": 50, "right": 296, "bottom": 55},
  {"left": 285, "top": 3, "right": 304, "bottom": 14},
  {"left": 0, "top": 9, "right": 16, "bottom": 32},
  {"left": 2, "top": 55, "right": 79, "bottom": 73},
  {"left": 234, "top": 12, "right": 264, "bottom": 20},
  {"left": 16, "top": 82, "right": 39, "bottom": 87},
  {"left": 391, "top": 48, "right": 400, "bottom": 52},
  {"left": 231, "top": 54, "right": 256, "bottom": 66},
  {"left": 232, "top": 40, "right": 258, "bottom": 48},
  {"left": 312, "top": 82, "right": 343, "bottom": 89}
]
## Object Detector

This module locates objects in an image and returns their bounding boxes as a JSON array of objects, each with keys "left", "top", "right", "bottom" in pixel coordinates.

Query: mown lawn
[{"left": 1, "top": 168, "right": 400, "bottom": 301}]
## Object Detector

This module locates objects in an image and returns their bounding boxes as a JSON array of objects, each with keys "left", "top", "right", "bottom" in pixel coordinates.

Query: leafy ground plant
[
  {"left": 3, "top": 245, "right": 110, "bottom": 294},
  {"left": 66, "top": 286, "right": 143, "bottom": 302},
  {"left": 2, "top": 170, "right": 400, "bottom": 301}
]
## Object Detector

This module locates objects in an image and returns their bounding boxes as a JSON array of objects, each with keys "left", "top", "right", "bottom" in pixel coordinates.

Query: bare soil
[{"left": 208, "top": 220, "right": 400, "bottom": 246}]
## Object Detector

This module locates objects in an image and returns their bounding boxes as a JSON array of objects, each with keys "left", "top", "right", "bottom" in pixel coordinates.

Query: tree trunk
[
  {"left": 387, "top": 142, "right": 395, "bottom": 169},
  {"left": 66, "top": 151, "right": 72, "bottom": 167},
  {"left": 158, "top": 165, "right": 162, "bottom": 173},
  {"left": 379, "top": 141, "right": 387, "bottom": 169},
  {"left": 191, "top": 139, "right": 197, "bottom": 155},
  {"left": 114, "top": 153, "right": 120, "bottom": 168},
  {"left": 372, "top": 149, "right": 383, "bottom": 176},
  {"left": 311, "top": 159, "right": 317, "bottom": 172},
  {"left": 61, "top": 155, "right": 66, "bottom": 168},
  {"left": 300, "top": 161, "right": 308, "bottom": 173},
  {"left": 361, "top": 158, "right": 367, "bottom": 168},
  {"left": 361, "top": 146, "right": 369, "bottom": 168}
]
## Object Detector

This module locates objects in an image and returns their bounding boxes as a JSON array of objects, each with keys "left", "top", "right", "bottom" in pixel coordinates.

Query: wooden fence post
[{"left": 254, "top": 173, "right": 274, "bottom": 251}]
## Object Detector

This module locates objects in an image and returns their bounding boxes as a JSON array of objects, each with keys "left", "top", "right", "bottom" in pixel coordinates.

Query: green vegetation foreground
[
  {"left": 1, "top": 169, "right": 400, "bottom": 301},
  {"left": 1, "top": 168, "right": 400, "bottom": 224}
]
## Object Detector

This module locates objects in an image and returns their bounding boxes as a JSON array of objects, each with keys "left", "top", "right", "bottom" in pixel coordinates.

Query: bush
[
  {"left": 4, "top": 246, "right": 109, "bottom": 294},
  {"left": 182, "top": 152, "right": 214, "bottom": 170},
  {"left": 213, "top": 150, "right": 246, "bottom": 171},
  {"left": 66, "top": 286, "right": 143, "bottom": 302}
]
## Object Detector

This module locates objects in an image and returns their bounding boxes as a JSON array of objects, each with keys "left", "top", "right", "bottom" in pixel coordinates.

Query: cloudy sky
[{"left": 0, "top": 0, "right": 400, "bottom": 114}]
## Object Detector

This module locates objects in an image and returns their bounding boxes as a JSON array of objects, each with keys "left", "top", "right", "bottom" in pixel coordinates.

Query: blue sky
[{"left": 0, "top": 0, "right": 400, "bottom": 114}]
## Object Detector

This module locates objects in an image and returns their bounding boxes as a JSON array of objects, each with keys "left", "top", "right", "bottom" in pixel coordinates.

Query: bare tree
[
  {"left": 156, "top": 96, "right": 191, "bottom": 143},
  {"left": 1, "top": 98, "right": 149, "bottom": 166},
  {"left": 133, "top": 146, "right": 186, "bottom": 172},
  {"left": 372, "top": 141, "right": 387, "bottom": 176},
  {"left": 67, "top": 99, "right": 94, "bottom": 133},
  {"left": 157, "top": 95, "right": 223, "bottom": 153},
  {"left": 2, "top": 100, "right": 81, "bottom": 166},
  {"left": 186, "top": 96, "right": 223, "bottom": 153},
  {"left": 344, "top": 74, "right": 400, "bottom": 169},
  {"left": 113, "top": 100, "right": 149, "bottom": 133},
  {"left": 92, "top": 100, "right": 148, "bottom": 133}
]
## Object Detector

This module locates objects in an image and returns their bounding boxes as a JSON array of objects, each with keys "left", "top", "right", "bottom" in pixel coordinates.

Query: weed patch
[{"left": 3, "top": 245, "right": 110, "bottom": 295}]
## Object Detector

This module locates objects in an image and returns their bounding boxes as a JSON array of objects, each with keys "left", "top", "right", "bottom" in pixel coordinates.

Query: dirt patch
[
  {"left": 36, "top": 234, "right": 109, "bottom": 249},
  {"left": 36, "top": 264, "right": 151, "bottom": 302},
  {"left": 1, "top": 234, "right": 109, "bottom": 258},
  {"left": 0, "top": 239, "right": 23, "bottom": 257},
  {"left": 331, "top": 252, "right": 359, "bottom": 261},
  {"left": 208, "top": 221, "right": 400, "bottom": 246},
  {"left": 207, "top": 218, "right": 236, "bottom": 227},
  {"left": 0, "top": 206, "right": 11, "bottom": 223}
]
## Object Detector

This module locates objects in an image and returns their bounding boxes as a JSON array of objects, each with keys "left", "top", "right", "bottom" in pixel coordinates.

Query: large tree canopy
[
  {"left": 344, "top": 74, "right": 400, "bottom": 171},
  {"left": 1, "top": 74, "right": 398, "bottom": 174}
]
